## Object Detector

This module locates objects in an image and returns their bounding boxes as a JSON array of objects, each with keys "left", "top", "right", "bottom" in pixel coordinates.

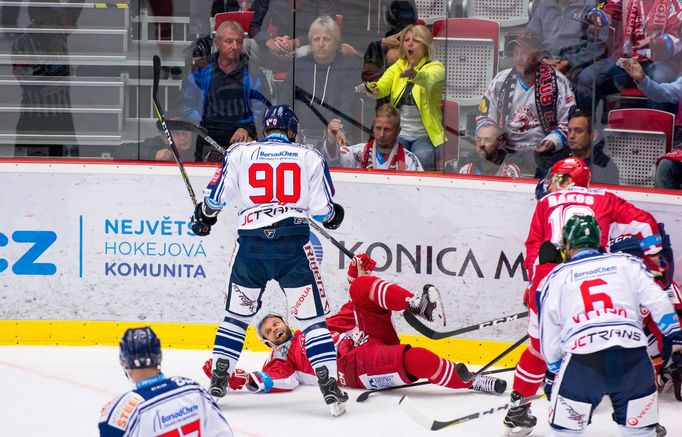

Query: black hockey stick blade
[
  {"left": 152, "top": 55, "right": 198, "bottom": 207},
  {"left": 308, "top": 219, "right": 355, "bottom": 259},
  {"left": 356, "top": 380, "right": 429, "bottom": 403},
  {"left": 403, "top": 310, "right": 528, "bottom": 340},
  {"left": 399, "top": 392, "right": 546, "bottom": 431},
  {"left": 474, "top": 334, "right": 529, "bottom": 376}
]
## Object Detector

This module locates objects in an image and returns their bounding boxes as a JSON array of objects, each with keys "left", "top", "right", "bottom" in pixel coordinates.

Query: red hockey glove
[
  {"left": 202, "top": 358, "right": 213, "bottom": 379},
  {"left": 229, "top": 368, "right": 248, "bottom": 391},
  {"left": 347, "top": 253, "right": 377, "bottom": 283},
  {"left": 522, "top": 283, "right": 532, "bottom": 308}
]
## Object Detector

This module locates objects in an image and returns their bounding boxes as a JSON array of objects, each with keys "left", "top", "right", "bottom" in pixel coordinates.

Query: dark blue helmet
[
  {"left": 263, "top": 104, "right": 299, "bottom": 138},
  {"left": 119, "top": 327, "right": 162, "bottom": 370}
]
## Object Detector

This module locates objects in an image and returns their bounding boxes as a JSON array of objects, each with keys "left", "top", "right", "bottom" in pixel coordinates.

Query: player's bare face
[
  {"left": 373, "top": 116, "right": 400, "bottom": 150},
  {"left": 261, "top": 317, "right": 293, "bottom": 346},
  {"left": 311, "top": 29, "right": 339, "bottom": 65},
  {"left": 216, "top": 28, "right": 243, "bottom": 65},
  {"left": 402, "top": 31, "right": 426, "bottom": 64}
]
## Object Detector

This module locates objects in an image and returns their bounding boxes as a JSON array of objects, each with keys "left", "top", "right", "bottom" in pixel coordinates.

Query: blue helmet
[
  {"left": 119, "top": 327, "right": 162, "bottom": 370},
  {"left": 263, "top": 104, "right": 299, "bottom": 138}
]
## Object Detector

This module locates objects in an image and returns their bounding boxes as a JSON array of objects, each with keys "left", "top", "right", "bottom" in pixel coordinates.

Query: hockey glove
[
  {"left": 245, "top": 371, "right": 274, "bottom": 393},
  {"left": 202, "top": 358, "right": 213, "bottom": 379},
  {"left": 543, "top": 371, "right": 556, "bottom": 401},
  {"left": 662, "top": 333, "right": 682, "bottom": 369},
  {"left": 228, "top": 369, "right": 249, "bottom": 391},
  {"left": 191, "top": 202, "right": 218, "bottom": 236},
  {"left": 347, "top": 253, "right": 377, "bottom": 283},
  {"left": 322, "top": 203, "right": 344, "bottom": 230},
  {"left": 538, "top": 241, "right": 564, "bottom": 264}
]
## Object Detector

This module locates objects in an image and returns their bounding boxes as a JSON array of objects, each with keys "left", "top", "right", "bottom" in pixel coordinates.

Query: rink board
[{"left": 0, "top": 161, "right": 680, "bottom": 362}]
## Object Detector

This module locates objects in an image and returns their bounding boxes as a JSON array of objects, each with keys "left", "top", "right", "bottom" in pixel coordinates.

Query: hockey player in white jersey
[
  {"left": 98, "top": 327, "right": 233, "bottom": 437},
  {"left": 189, "top": 104, "right": 348, "bottom": 416},
  {"left": 538, "top": 216, "right": 682, "bottom": 436}
]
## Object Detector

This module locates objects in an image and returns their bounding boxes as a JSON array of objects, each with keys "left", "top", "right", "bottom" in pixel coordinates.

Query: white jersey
[
  {"left": 538, "top": 250, "right": 680, "bottom": 373},
  {"left": 338, "top": 142, "right": 424, "bottom": 171},
  {"left": 203, "top": 135, "right": 335, "bottom": 230},
  {"left": 476, "top": 67, "right": 574, "bottom": 152},
  {"left": 98, "top": 374, "right": 233, "bottom": 437}
]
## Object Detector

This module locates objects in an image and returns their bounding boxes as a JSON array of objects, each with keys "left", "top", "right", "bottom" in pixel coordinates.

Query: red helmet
[{"left": 549, "top": 157, "right": 591, "bottom": 188}]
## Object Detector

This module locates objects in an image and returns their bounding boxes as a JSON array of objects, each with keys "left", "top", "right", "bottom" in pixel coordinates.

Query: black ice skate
[
  {"left": 671, "top": 362, "right": 682, "bottom": 401},
  {"left": 503, "top": 391, "right": 536, "bottom": 437},
  {"left": 656, "top": 423, "right": 667, "bottom": 437},
  {"left": 471, "top": 373, "right": 507, "bottom": 394},
  {"left": 209, "top": 358, "right": 230, "bottom": 398},
  {"left": 409, "top": 284, "right": 446, "bottom": 326},
  {"left": 315, "top": 365, "right": 348, "bottom": 417}
]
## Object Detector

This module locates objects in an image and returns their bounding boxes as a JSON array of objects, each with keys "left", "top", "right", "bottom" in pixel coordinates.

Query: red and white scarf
[{"left": 359, "top": 138, "right": 407, "bottom": 170}]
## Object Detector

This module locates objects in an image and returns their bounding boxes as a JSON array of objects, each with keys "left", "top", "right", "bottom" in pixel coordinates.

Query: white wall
[{"left": 1, "top": 162, "right": 680, "bottom": 341}]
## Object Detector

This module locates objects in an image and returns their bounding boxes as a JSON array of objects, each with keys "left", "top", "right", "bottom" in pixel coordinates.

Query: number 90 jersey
[{"left": 203, "top": 138, "right": 336, "bottom": 230}]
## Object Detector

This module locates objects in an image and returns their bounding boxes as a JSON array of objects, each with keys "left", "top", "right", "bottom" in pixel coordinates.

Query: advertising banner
[{"left": 1, "top": 162, "right": 680, "bottom": 342}]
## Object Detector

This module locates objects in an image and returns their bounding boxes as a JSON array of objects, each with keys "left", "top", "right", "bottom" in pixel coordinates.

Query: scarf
[
  {"left": 359, "top": 138, "right": 407, "bottom": 170},
  {"left": 498, "top": 63, "right": 558, "bottom": 136}
]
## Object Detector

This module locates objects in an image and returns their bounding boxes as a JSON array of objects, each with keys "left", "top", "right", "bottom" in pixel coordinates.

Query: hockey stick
[
  {"left": 152, "top": 55, "right": 198, "bottom": 207},
  {"left": 399, "top": 392, "right": 546, "bottom": 431},
  {"left": 161, "top": 119, "right": 225, "bottom": 154},
  {"left": 355, "top": 337, "right": 527, "bottom": 403},
  {"left": 403, "top": 310, "right": 529, "bottom": 340},
  {"left": 308, "top": 219, "right": 355, "bottom": 259}
]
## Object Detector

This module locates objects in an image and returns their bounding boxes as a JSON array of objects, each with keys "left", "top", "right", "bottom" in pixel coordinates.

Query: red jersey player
[
  {"left": 504, "top": 157, "right": 666, "bottom": 437},
  {"left": 204, "top": 254, "right": 507, "bottom": 396}
]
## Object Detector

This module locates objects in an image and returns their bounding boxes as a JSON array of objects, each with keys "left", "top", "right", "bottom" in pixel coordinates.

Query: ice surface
[{"left": 1, "top": 346, "right": 680, "bottom": 437}]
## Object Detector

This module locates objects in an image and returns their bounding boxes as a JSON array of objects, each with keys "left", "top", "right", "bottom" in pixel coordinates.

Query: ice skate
[
  {"left": 315, "top": 365, "right": 348, "bottom": 417},
  {"left": 409, "top": 284, "right": 446, "bottom": 326},
  {"left": 471, "top": 373, "right": 507, "bottom": 394},
  {"left": 502, "top": 391, "right": 536, "bottom": 437},
  {"left": 671, "top": 362, "right": 682, "bottom": 401},
  {"left": 656, "top": 423, "right": 667, "bottom": 437},
  {"left": 209, "top": 358, "right": 230, "bottom": 398}
]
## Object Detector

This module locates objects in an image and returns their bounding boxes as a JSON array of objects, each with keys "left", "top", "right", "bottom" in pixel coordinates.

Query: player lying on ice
[{"left": 203, "top": 254, "right": 507, "bottom": 395}]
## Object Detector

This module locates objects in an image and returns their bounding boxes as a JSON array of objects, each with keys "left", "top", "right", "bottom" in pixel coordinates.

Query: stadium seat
[
  {"left": 440, "top": 99, "right": 460, "bottom": 169},
  {"left": 213, "top": 11, "right": 254, "bottom": 33},
  {"left": 464, "top": 0, "right": 529, "bottom": 28},
  {"left": 431, "top": 18, "right": 500, "bottom": 106},
  {"left": 604, "top": 108, "right": 675, "bottom": 187},
  {"left": 415, "top": 0, "right": 448, "bottom": 24}
]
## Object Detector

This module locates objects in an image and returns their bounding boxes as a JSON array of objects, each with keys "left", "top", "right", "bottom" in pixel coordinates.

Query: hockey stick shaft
[
  {"left": 307, "top": 219, "right": 354, "bottom": 259},
  {"left": 399, "top": 392, "right": 546, "bottom": 431},
  {"left": 403, "top": 309, "right": 529, "bottom": 340},
  {"left": 152, "top": 55, "right": 198, "bottom": 207},
  {"left": 474, "top": 334, "right": 528, "bottom": 376},
  {"left": 162, "top": 119, "right": 225, "bottom": 154}
]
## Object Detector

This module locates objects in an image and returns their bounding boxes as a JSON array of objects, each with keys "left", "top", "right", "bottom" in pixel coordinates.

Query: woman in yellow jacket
[{"left": 365, "top": 25, "right": 445, "bottom": 170}]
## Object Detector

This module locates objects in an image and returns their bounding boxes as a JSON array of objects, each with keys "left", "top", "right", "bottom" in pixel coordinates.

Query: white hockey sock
[
  {"left": 212, "top": 315, "right": 249, "bottom": 375},
  {"left": 304, "top": 326, "right": 338, "bottom": 378}
]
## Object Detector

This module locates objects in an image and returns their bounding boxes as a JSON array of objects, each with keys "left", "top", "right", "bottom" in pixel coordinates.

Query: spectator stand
[
  {"left": 415, "top": 0, "right": 448, "bottom": 25},
  {"left": 461, "top": 0, "right": 529, "bottom": 53},
  {"left": 431, "top": 18, "right": 499, "bottom": 137},
  {"left": 604, "top": 108, "right": 675, "bottom": 187}
]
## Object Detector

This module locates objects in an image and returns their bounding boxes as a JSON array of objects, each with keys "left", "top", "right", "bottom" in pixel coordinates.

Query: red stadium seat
[
  {"left": 214, "top": 11, "right": 254, "bottom": 33},
  {"left": 440, "top": 99, "right": 460, "bottom": 169}
]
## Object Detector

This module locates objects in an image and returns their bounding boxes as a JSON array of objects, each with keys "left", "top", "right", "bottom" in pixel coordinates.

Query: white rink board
[{"left": 1, "top": 163, "right": 680, "bottom": 341}]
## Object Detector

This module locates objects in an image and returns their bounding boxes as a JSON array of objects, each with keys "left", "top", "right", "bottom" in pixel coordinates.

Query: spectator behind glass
[
  {"left": 363, "top": 25, "right": 445, "bottom": 171},
  {"left": 620, "top": 57, "right": 682, "bottom": 147},
  {"left": 476, "top": 32, "right": 575, "bottom": 178},
  {"left": 575, "top": 0, "right": 681, "bottom": 115},
  {"left": 362, "top": 0, "right": 417, "bottom": 83},
  {"left": 565, "top": 108, "right": 619, "bottom": 185},
  {"left": 248, "top": 0, "right": 336, "bottom": 67},
  {"left": 115, "top": 113, "right": 196, "bottom": 161},
  {"left": 281, "top": 16, "right": 364, "bottom": 147},
  {"left": 323, "top": 103, "right": 423, "bottom": 171},
  {"left": 524, "top": 0, "right": 608, "bottom": 83},
  {"left": 11, "top": 4, "right": 82, "bottom": 158},
  {"left": 182, "top": 21, "right": 270, "bottom": 162},
  {"left": 453, "top": 125, "right": 521, "bottom": 177}
]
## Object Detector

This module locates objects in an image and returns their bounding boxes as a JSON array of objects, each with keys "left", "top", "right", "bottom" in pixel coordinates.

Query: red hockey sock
[
  {"left": 403, "top": 347, "right": 471, "bottom": 389},
  {"left": 512, "top": 347, "right": 547, "bottom": 397},
  {"left": 352, "top": 276, "right": 414, "bottom": 311}
]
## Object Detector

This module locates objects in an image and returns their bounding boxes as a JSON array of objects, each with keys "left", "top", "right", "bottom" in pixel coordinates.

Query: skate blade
[
  {"left": 330, "top": 402, "right": 346, "bottom": 417},
  {"left": 501, "top": 426, "right": 533, "bottom": 437}
]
